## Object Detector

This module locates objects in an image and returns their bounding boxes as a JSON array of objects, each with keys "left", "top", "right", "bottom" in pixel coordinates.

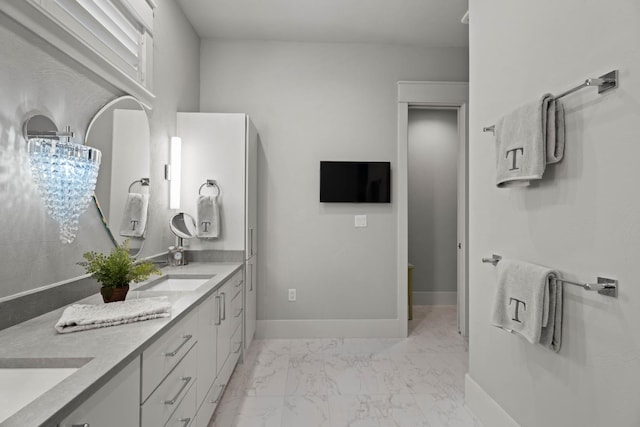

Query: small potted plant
[{"left": 78, "top": 240, "right": 160, "bottom": 303}]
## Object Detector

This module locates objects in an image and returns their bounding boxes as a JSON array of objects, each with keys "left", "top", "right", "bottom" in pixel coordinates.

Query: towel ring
[
  {"left": 199, "top": 179, "right": 220, "bottom": 197},
  {"left": 128, "top": 178, "right": 150, "bottom": 193}
]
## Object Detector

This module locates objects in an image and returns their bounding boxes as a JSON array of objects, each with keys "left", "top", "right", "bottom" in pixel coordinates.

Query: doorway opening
[
  {"left": 407, "top": 107, "right": 460, "bottom": 333},
  {"left": 396, "top": 81, "right": 468, "bottom": 338}
]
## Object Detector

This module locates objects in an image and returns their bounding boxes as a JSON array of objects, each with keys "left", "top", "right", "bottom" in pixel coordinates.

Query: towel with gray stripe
[{"left": 491, "top": 258, "right": 563, "bottom": 352}]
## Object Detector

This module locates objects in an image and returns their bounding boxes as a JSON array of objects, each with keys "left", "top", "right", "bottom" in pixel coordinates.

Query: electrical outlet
[{"left": 288, "top": 289, "right": 296, "bottom": 301}]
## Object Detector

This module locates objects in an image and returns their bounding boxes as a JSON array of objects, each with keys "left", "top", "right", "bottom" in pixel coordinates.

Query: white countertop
[{"left": 0, "top": 262, "right": 242, "bottom": 427}]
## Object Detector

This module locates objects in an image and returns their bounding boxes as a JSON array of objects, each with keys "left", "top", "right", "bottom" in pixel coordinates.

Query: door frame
[{"left": 396, "top": 81, "right": 469, "bottom": 337}]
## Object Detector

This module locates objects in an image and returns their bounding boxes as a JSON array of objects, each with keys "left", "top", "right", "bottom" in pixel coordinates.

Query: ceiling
[{"left": 176, "top": 0, "right": 469, "bottom": 48}]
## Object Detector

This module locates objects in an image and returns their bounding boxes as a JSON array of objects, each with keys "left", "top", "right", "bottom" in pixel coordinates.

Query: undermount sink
[
  {"left": 135, "top": 274, "right": 214, "bottom": 292},
  {"left": 0, "top": 358, "right": 92, "bottom": 423}
]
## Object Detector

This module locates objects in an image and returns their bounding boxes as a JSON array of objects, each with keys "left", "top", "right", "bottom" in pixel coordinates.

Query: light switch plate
[{"left": 354, "top": 215, "right": 367, "bottom": 228}]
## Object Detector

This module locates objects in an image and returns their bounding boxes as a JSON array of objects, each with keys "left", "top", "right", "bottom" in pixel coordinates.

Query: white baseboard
[
  {"left": 256, "top": 319, "right": 404, "bottom": 339},
  {"left": 465, "top": 374, "right": 520, "bottom": 427},
  {"left": 413, "top": 291, "right": 457, "bottom": 305}
]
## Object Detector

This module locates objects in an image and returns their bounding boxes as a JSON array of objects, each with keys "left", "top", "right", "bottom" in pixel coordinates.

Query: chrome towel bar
[
  {"left": 482, "top": 254, "right": 618, "bottom": 298},
  {"left": 483, "top": 70, "right": 619, "bottom": 133}
]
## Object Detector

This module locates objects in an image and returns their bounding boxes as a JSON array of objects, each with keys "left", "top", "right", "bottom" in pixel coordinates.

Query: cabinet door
[
  {"left": 245, "top": 117, "right": 258, "bottom": 259},
  {"left": 244, "top": 256, "right": 257, "bottom": 350},
  {"left": 177, "top": 113, "right": 246, "bottom": 251},
  {"left": 59, "top": 357, "right": 140, "bottom": 427},
  {"left": 215, "top": 281, "right": 232, "bottom": 376},
  {"left": 197, "top": 293, "right": 218, "bottom": 407}
]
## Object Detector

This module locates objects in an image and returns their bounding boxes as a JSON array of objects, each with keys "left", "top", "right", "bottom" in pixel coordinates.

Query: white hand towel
[
  {"left": 119, "top": 193, "right": 149, "bottom": 237},
  {"left": 197, "top": 195, "right": 220, "bottom": 239},
  {"left": 55, "top": 297, "right": 171, "bottom": 334},
  {"left": 491, "top": 258, "right": 563, "bottom": 352},
  {"left": 495, "top": 94, "right": 565, "bottom": 188}
]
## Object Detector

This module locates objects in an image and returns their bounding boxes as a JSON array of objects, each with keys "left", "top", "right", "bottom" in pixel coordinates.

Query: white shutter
[
  {"left": 0, "top": 0, "right": 156, "bottom": 104},
  {"left": 48, "top": 0, "right": 152, "bottom": 82}
]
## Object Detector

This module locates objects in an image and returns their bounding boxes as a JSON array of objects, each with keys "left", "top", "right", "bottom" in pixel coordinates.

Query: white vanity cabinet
[
  {"left": 177, "top": 113, "right": 259, "bottom": 351},
  {"left": 0, "top": 0, "right": 156, "bottom": 106},
  {"left": 57, "top": 268, "right": 245, "bottom": 427},
  {"left": 194, "top": 270, "right": 243, "bottom": 426},
  {"left": 58, "top": 357, "right": 140, "bottom": 427}
]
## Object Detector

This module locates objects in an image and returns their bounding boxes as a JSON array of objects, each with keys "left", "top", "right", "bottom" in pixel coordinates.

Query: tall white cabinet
[{"left": 177, "top": 113, "right": 258, "bottom": 351}]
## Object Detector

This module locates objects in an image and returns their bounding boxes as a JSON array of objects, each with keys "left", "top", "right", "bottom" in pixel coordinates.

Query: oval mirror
[
  {"left": 170, "top": 212, "right": 197, "bottom": 245},
  {"left": 85, "top": 96, "right": 150, "bottom": 256}
]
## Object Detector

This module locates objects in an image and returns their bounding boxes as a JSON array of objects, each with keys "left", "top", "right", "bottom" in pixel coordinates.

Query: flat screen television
[{"left": 320, "top": 161, "right": 391, "bottom": 203}]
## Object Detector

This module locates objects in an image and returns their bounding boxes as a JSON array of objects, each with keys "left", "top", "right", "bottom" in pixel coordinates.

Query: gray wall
[
  {"left": 408, "top": 109, "right": 458, "bottom": 303},
  {"left": 0, "top": 2, "right": 200, "bottom": 300},
  {"left": 468, "top": 0, "right": 640, "bottom": 426},
  {"left": 199, "top": 41, "right": 468, "bottom": 321}
]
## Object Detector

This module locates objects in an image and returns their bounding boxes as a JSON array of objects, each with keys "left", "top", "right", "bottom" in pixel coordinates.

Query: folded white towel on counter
[
  {"left": 197, "top": 194, "right": 220, "bottom": 239},
  {"left": 491, "top": 258, "right": 563, "bottom": 352},
  {"left": 55, "top": 297, "right": 171, "bottom": 334},
  {"left": 495, "top": 94, "right": 565, "bottom": 188},
  {"left": 119, "top": 193, "right": 149, "bottom": 237}
]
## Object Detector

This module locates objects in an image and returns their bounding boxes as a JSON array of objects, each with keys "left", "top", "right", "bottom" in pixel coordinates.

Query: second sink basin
[
  {"left": 135, "top": 274, "right": 214, "bottom": 292},
  {"left": 0, "top": 358, "right": 92, "bottom": 424}
]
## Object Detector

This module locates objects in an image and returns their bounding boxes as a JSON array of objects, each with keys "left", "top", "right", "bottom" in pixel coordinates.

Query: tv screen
[{"left": 320, "top": 161, "right": 391, "bottom": 203}]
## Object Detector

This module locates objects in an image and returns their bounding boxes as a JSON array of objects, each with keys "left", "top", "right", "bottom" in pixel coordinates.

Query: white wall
[
  {"left": 467, "top": 1, "right": 640, "bottom": 426},
  {"left": 200, "top": 41, "right": 468, "bottom": 328},
  {"left": 408, "top": 109, "right": 458, "bottom": 304},
  {"left": 0, "top": 1, "right": 200, "bottom": 299}
]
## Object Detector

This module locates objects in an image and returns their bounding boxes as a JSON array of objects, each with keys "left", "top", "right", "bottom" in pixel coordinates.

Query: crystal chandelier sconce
[{"left": 24, "top": 115, "right": 102, "bottom": 244}]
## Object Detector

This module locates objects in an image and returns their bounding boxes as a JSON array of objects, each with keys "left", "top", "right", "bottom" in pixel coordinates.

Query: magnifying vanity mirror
[
  {"left": 170, "top": 212, "right": 197, "bottom": 246},
  {"left": 85, "top": 96, "right": 151, "bottom": 256}
]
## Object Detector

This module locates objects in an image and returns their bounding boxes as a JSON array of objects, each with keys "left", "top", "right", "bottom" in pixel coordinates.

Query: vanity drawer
[
  {"left": 195, "top": 377, "right": 224, "bottom": 427},
  {"left": 58, "top": 357, "right": 140, "bottom": 427},
  {"left": 142, "top": 310, "right": 198, "bottom": 402},
  {"left": 228, "top": 270, "right": 243, "bottom": 290},
  {"left": 163, "top": 377, "right": 197, "bottom": 427},
  {"left": 229, "top": 287, "right": 243, "bottom": 332},
  {"left": 228, "top": 322, "right": 243, "bottom": 368},
  {"left": 141, "top": 346, "right": 197, "bottom": 427}
]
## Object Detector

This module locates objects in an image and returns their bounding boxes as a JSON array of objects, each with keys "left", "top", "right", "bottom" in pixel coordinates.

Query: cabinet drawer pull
[
  {"left": 164, "top": 334, "right": 193, "bottom": 357},
  {"left": 249, "top": 263, "right": 253, "bottom": 291},
  {"left": 233, "top": 342, "right": 242, "bottom": 354},
  {"left": 72, "top": 424, "right": 90, "bottom": 427},
  {"left": 178, "top": 417, "right": 191, "bottom": 427},
  {"left": 215, "top": 295, "right": 222, "bottom": 325},
  {"left": 234, "top": 308, "right": 243, "bottom": 318},
  {"left": 164, "top": 376, "right": 192, "bottom": 405},
  {"left": 221, "top": 292, "right": 226, "bottom": 320},
  {"left": 210, "top": 383, "right": 226, "bottom": 404}
]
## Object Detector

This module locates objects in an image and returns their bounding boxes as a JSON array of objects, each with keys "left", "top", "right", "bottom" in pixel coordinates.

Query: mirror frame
[{"left": 86, "top": 95, "right": 151, "bottom": 256}]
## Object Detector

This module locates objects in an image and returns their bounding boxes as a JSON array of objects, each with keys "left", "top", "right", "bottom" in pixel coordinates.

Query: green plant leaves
[{"left": 78, "top": 239, "right": 160, "bottom": 288}]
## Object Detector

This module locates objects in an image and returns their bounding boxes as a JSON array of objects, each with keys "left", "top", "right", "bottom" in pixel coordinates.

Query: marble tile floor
[{"left": 210, "top": 306, "right": 482, "bottom": 427}]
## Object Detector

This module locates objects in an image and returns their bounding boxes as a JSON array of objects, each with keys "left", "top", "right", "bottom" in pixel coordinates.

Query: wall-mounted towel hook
[
  {"left": 198, "top": 179, "right": 220, "bottom": 197},
  {"left": 128, "top": 178, "right": 150, "bottom": 193}
]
